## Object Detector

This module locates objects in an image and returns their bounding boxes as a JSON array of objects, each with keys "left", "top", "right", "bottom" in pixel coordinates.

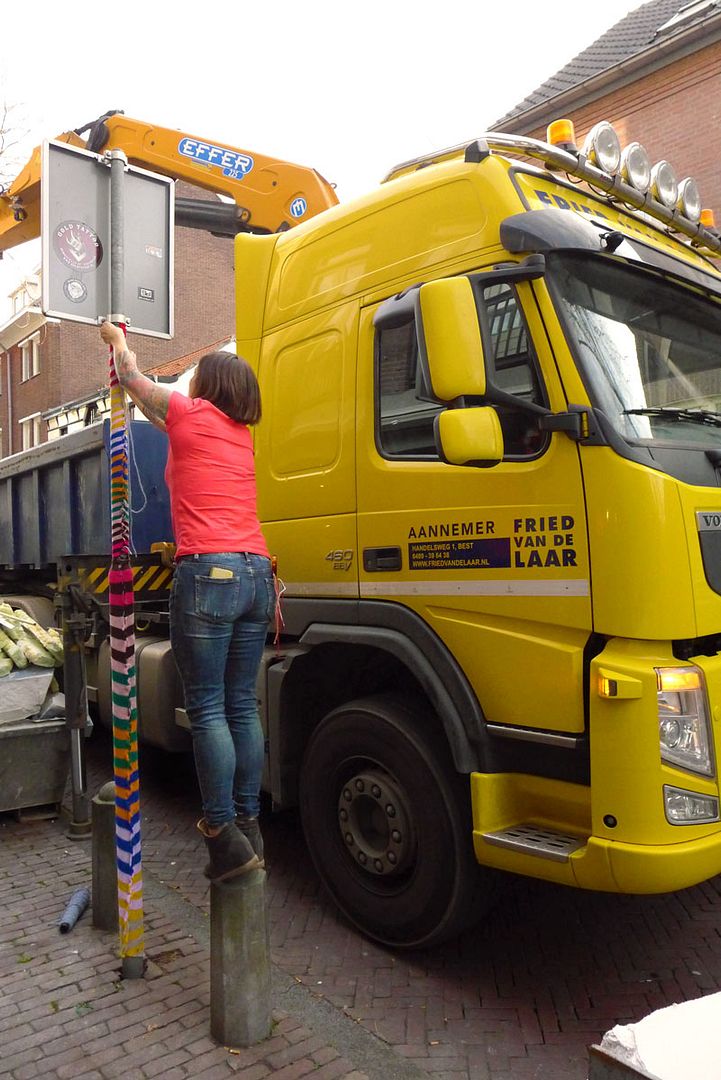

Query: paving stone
[{"left": 230, "top": 1064, "right": 272, "bottom": 1079}]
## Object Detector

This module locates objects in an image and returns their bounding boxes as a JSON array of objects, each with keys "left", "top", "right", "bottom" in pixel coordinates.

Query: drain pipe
[{"left": 6, "top": 342, "right": 12, "bottom": 456}]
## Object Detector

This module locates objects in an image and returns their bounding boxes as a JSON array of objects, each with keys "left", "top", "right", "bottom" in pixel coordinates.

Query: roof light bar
[{"left": 382, "top": 121, "right": 721, "bottom": 256}]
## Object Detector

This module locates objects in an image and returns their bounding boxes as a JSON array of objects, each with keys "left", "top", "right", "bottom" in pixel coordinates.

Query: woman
[{"left": 100, "top": 322, "right": 274, "bottom": 883}]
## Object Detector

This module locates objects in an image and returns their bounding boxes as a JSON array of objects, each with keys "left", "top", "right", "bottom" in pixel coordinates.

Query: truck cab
[{"left": 236, "top": 121, "right": 721, "bottom": 946}]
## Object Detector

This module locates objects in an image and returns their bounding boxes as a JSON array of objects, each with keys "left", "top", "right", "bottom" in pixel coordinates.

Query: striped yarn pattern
[{"left": 108, "top": 341, "right": 144, "bottom": 960}]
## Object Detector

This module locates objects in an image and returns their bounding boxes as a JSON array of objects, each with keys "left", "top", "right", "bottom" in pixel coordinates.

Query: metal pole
[
  {"left": 107, "top": 148, "right": 145, "bottom": 979},
  {"left": 61, "top": 591, "right": 91, "bottom": 839},
  {"left": 109, "top": 150, "right": 126, "bottom": 324}
]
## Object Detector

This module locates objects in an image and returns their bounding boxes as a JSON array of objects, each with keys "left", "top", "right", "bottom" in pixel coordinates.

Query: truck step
[{"left": 482, "top": 824, "right": 585, "bottom": 862}]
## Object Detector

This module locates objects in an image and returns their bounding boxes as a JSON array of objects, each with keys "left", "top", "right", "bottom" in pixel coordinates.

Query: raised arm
[
  {"left": 100, "top": 322, "right": 173, "bottom": 428},
  {"left": 124, "top": 383, "right": 168, "bottom": 432}
]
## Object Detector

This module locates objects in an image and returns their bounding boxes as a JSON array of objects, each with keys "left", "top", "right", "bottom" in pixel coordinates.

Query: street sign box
[{"left": 41, "top": 140, "right": 174, "bottom": 338}]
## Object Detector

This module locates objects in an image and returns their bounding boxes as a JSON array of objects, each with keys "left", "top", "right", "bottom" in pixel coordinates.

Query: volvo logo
[{"left": 696, "top": 512, "right": 721, "bottom": 531}]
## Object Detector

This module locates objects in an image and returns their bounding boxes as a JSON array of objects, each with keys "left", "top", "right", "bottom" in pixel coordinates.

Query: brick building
[
  {"left": 0, "top": 182, "right": 235, "bottom": 457},
  {"left": 493, "top": 0, "right": 721, "bottom": 220}
]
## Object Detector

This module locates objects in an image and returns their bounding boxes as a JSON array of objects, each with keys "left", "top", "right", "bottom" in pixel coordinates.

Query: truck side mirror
[
  {"left": 416, "top": 277, "right": 489, "bottom": 401},
  {"left": 434, "top": 407, "right": 504, "bottom": 467},
  {"left": 418, "top": 278, "right": 505, "bottom": 466}
]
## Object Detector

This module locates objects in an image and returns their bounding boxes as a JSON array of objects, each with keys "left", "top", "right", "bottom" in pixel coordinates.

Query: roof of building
[
  {"left": 144, "top": 337, "right": 234, "bottom": 377},
  {"left": 494, "top": 0, "right": 721, "bottom": 127}
]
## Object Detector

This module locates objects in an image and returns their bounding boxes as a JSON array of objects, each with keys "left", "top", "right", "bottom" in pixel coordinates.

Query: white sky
[{"left": 0, "top": 0, "right": 640, "bottom": 318}]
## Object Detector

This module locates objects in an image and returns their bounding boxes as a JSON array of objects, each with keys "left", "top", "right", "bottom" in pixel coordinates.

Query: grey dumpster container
[{"left": 0, "top": 720, "right": 69, "bottom": 813}]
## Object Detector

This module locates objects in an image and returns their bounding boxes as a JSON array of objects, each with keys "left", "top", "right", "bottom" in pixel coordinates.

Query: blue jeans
[{"left": 169, "top": 552, "right": 275, "bottom": 828}]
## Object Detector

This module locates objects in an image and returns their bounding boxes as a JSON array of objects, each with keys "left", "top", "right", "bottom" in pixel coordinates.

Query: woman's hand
[
  {"left": 99, "top": 321, "right": 173, "bottom": 425},
  {"left": 100, "top": 321, "right": 127, "bottom": 351}
]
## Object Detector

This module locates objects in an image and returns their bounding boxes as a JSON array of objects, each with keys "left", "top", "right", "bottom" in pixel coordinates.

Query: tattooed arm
[
  {"left": 124, "top": 382, "right": 168, "bottom": 432},
  {"left": 100, "top": 321, "right": 172, "bottom": 430}
]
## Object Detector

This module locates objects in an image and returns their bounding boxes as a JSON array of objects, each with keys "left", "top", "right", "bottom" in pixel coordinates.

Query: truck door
[
  {"left": 255, "top": 307, "right": 359, "bottom": 600},
  {"left": 356, "top": 278, "right": 592, "bottom": 735}
]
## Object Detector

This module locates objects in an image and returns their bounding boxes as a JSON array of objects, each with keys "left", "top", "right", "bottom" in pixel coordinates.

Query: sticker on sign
[{"left": 53, "top": 221, "right": 103, "bottom": 271}]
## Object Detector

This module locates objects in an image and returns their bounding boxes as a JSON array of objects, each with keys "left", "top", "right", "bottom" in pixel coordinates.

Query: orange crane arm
[{"left": 0, "top": 110, "right": 339, "bottom": 252}]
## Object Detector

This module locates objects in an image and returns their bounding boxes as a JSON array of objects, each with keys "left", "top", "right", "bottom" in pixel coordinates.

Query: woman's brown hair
[{"left": 192, "top": 352, "right": 261, "bottom": 425}]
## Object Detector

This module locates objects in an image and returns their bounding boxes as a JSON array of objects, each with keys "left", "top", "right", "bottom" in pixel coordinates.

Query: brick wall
[{"left": 1, "top": 335, "right": 53, "bottom": 457}]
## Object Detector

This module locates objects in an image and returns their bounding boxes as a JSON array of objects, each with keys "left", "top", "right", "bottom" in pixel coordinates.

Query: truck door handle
[{"left": 363, "top": 546, "right": 402, "bottom": 572}]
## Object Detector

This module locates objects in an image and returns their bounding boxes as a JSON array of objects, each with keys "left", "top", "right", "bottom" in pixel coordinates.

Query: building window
[
  {"left": 19, "top": 413, "right": 42, "bottom": 451},
  {"left": 11, "top": 278, "right": 38, "bottom": 313},
  {"left": 20, "top": 333, "right": 40, "bottom": 381}
]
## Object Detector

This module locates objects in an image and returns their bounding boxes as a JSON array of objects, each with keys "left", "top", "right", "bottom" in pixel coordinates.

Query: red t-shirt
[{"left": 164, "top": 392, "right": 269, "bottom": 560}]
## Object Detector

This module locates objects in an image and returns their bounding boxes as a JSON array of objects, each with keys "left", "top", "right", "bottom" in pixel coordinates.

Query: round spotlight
[
  {"left": 582, "top": 121, "right": 621, "bottom": 174},
  {"left": 620, "top": 142, "right": 651, "bottom": 193},
  {"left": 677, "top": 177, "right": 702, "bottom": 223},
  {"left": 650, "top": 161, "right": 678, "bottom": 208}
]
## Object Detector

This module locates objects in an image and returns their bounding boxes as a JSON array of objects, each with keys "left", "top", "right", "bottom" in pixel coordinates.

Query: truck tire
[{"left": 299, "top": 693, "right": 487, "bottom": 949}]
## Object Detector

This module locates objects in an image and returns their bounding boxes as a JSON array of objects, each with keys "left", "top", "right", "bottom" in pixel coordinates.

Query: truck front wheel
[{"left": 299, "top": 693, "right": 484, "bottom": 949}]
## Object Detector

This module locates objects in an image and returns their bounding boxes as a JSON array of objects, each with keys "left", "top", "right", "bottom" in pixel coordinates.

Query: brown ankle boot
[
  {"left": 197, "top": 819, "right": 263, "bottom": 882},
  {"left": 236, "top": 815, "right": 264, "bottom": 861}
]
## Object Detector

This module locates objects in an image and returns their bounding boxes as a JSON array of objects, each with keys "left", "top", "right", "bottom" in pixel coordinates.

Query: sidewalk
[
  {"left": 3, "top": 727, "right": 721, "bottom": 1080},
  {"left": 0, "top": 807, "right": 427, "bottom": 1080}
]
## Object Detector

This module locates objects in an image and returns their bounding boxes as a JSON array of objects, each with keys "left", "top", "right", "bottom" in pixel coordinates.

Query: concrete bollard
[
  {"left": 91, "top": 781, "right": 118, "bottom": 932},
  {"left": 210, "top": 869, "right": 271, "bottom": 1047}
]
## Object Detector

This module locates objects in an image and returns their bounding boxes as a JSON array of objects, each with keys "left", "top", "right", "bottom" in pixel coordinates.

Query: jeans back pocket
[{"left": 194, "top": 575, "right": 240, "bottom": 622}]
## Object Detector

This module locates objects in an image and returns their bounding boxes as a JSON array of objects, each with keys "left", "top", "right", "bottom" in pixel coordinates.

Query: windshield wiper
[{"left": 623, "top": 407, "right": 721, "bottom": 428}]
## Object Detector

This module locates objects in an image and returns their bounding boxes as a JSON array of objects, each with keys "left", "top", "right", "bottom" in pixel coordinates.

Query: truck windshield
[{"left": 548, "top": 252, "right": 721, "bottom": 449}]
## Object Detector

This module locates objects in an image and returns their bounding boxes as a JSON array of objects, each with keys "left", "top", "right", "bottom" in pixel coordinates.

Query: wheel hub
[{"left": 337, "top": 770, "right": 415, "bottom": 876}]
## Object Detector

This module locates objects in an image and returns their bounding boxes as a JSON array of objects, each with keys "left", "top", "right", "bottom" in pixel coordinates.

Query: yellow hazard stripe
[
  {"left": 147, "top": 568, "right": 172, "bottom": 591},
  {"left": 76, "top": 564, "right": 173, "bottom": 595}
]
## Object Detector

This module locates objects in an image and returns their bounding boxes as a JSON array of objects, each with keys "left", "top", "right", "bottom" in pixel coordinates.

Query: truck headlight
[
  {"left": 656, "top": 667, "right": 714, "bottom": 777},
  {"left": 664, "top": 785, "right": 719, "bottom": 825}
]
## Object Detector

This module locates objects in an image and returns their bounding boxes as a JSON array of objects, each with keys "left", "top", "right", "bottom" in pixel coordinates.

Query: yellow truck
[{"left": 3, "top": 113, "right": 721, "bottom": 948}]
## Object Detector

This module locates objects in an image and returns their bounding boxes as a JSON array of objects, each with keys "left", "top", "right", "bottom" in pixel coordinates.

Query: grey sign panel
[
  {"left": 41, "top": 141, "right": 174, "bottom": 339},
  {"left": 122, "top": 168, "right": 174, "bottom": 337},
  {"left": 42, "top": 141, "right": 111, "bottom": 324}
]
